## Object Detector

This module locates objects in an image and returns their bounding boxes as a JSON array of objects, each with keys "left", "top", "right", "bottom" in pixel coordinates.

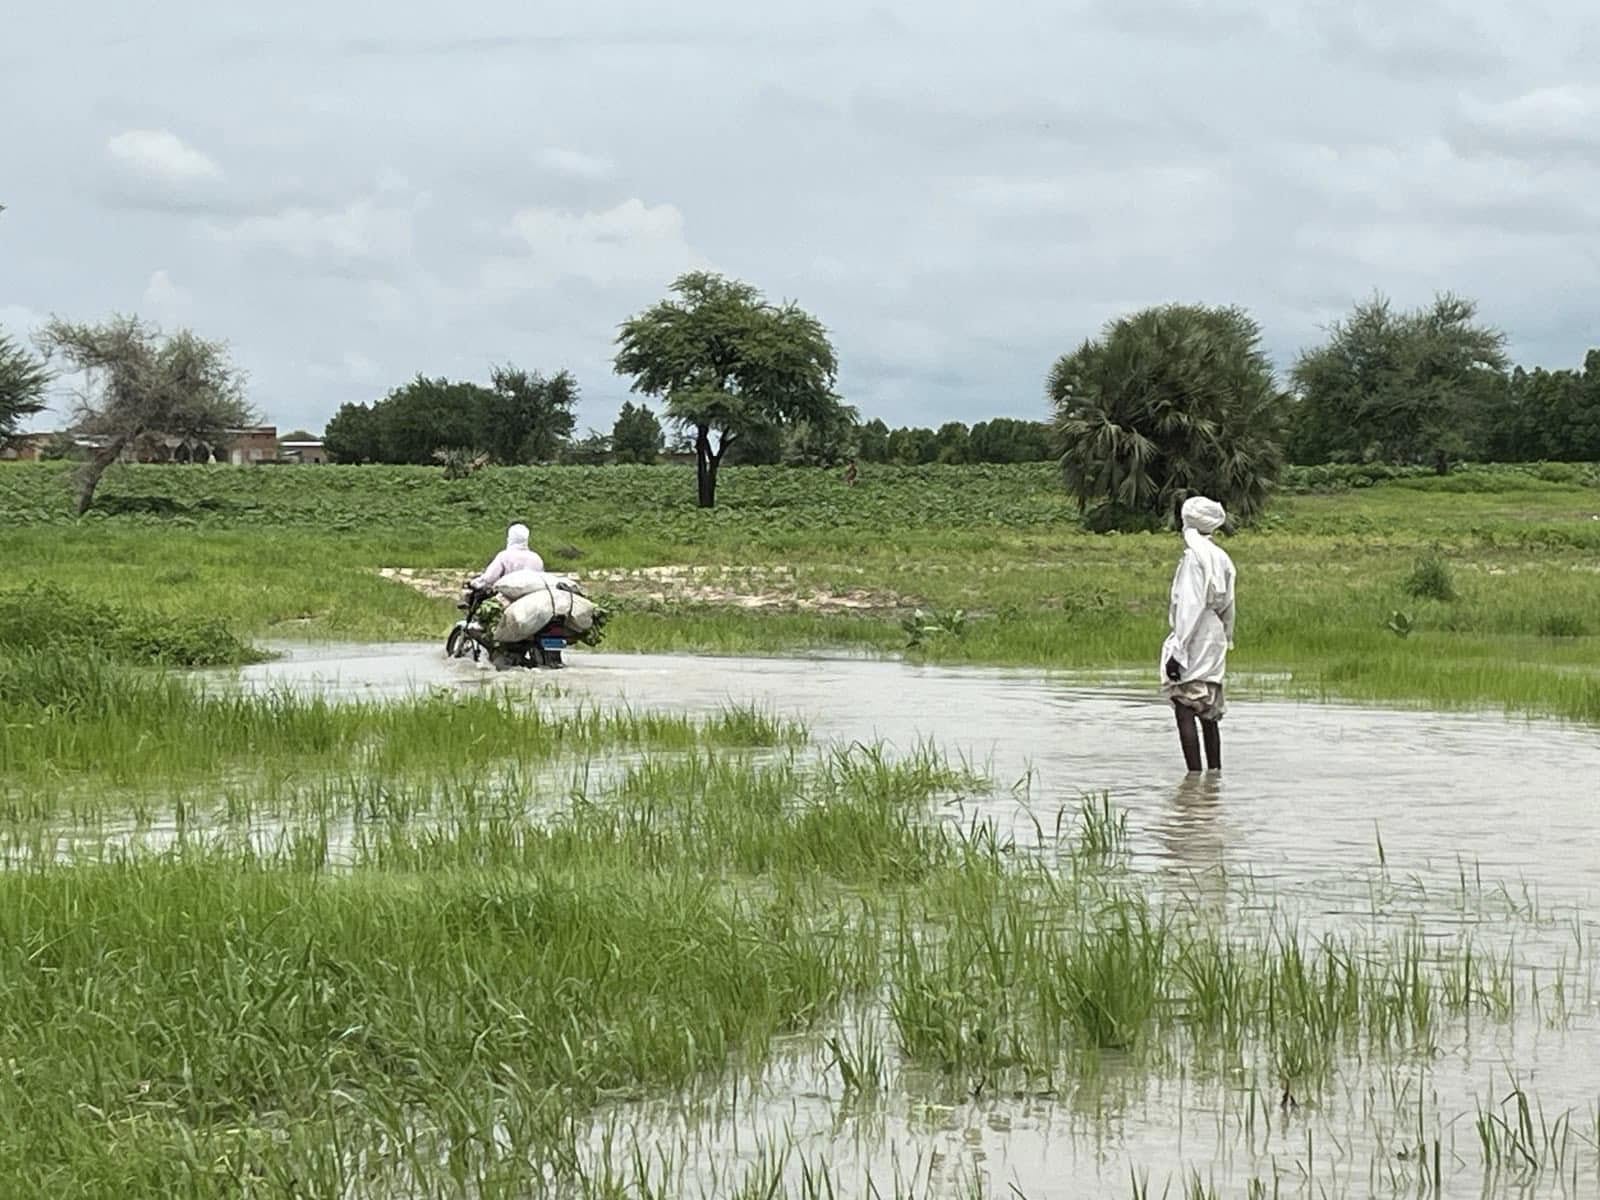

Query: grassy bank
[{"left": 6, "top": 460, "right": 1600, "bottom": 721}]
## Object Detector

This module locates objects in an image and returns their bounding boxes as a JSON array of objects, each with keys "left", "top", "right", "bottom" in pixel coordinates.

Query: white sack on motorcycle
[
  {"left": 493, "top": 569, "right": 578, "bottom": 601},
  {"left": 497, "top": 581, "right": 595, "bottom": 642}
]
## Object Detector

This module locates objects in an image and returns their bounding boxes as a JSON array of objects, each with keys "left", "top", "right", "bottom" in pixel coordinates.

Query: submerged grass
[
  {"left": 885, "top": 859, "right": 1525, "bottom": 1097},
  {"left": 0, "top": 651, "right": 802, "bottom": 809},
  {"left": 0, "top": 856, "right": 869, "bottom": 1195},
  {"left": 0, "top": 687, "right": 1582, "bottom": 1197},
  {"left": 0, "top": 737, "right": 976, "bottom": 1197}
]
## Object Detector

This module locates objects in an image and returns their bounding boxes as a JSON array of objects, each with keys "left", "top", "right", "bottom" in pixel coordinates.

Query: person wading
[{"left": 1161, "top": 496, "right": 1236, "bottom": 772}]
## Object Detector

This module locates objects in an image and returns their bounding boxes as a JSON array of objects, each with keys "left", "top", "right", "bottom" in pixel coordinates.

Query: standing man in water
[{"left": 1161, "top": 496, "right": 1236, "bottom": 772}]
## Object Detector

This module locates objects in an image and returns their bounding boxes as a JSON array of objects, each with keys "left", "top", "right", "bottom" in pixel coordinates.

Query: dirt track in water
[{"left": 378, "top": 564, "right": 913, "bottom": 614}]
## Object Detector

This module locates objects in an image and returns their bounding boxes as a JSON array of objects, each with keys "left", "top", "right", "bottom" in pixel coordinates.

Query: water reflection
[{"left": 1155, "top": 773, "right": 1224, "bottom": 871}]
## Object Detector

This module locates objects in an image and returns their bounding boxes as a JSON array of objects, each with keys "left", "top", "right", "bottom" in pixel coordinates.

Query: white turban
[
  {"left": 506, "top": 523, "right": 530, "bottom": 550},
  {"left": 1180, "top": 496, "right": 1229, "bottom": 600},
  {"left": 1181, "top": 496, "right": 1226, "bottom": 534}
]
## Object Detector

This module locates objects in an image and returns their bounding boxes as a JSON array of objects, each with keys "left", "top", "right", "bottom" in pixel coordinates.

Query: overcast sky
[{"left": 4, "top": 0, "right": 1598, "bottom": 435}]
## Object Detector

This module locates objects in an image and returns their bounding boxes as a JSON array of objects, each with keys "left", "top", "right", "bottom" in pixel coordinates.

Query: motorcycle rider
[{"left": 470, "top": 523, "right": 544, "bottom": 591}]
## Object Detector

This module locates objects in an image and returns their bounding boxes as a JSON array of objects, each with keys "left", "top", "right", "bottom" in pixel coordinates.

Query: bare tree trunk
[
  {"left": 75, "top": 436, "right": 127, "bottom": 515},
  {"left": 695, "top": 425, "right": 716, "bottom": 508},
  {"left": 694, "top": 427, "right": 735, "bottom": 508}
]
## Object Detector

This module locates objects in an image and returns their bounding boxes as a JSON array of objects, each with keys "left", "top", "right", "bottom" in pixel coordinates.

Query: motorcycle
[{"left": 446, "top": 582, "right": 583, "bottom": 670}]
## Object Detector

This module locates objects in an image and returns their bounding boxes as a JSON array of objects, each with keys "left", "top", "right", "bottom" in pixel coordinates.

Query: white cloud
[
  {"left": 106, "top": 129, "right": 222, "bottom": 183},
  {"left": 10, "top": 0, "right": 1600, "bottom": 435},
  {"left": 211, "top": 197, "right": 419, "bottom": 264},
  {"left": 1277, "top": 136, "right": 1600, "bottom": 232},
  {"left": 375, "top": 167, "right": 413, "bottom": 194},
  {"left": 484, "top": 198, "right": 707, "bottom": 289},
  {"left": 870, "top": 318, "right": 948, "bottom": 369},
  {"left": 142, "top": 269, "right": 190, "bottom": 315},
  {"left": 308, "top": 350, "right": 382, "bottom": 384},
  {"left": 535, "top": 147, "right": 617, "bottom": 180},
  {"left": 342, "top": 350, "right": 380, "bottom": 382},
  {"left": 964, "top": 166, "right": 1222, "bottom": 220},
  {"left": 0, "top": 304, "right": 47, "bottom": 338},
  {"left": 1459, "top": 85, "right": 1600, "bottom": 157}
]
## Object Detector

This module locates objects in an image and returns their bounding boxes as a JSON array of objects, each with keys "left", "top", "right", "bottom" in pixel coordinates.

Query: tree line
[
  {"left": 320, "top": 273, "right": 1053, "bottom": 505},
  {"left": 321, "top": 368, "right": 581, "bottom": 468},
  {"left": 722, "top": 416, "right": 1054, "bottom": 467},
  {"left": 1052, "top": 293, "right": 1598, "bottom": 526},
  {"left": 1280, "top": 294, "right": 1600, "bottom": 469},
  {"left": 3, "top": 277, "right": 1598, "bottom": 519}
]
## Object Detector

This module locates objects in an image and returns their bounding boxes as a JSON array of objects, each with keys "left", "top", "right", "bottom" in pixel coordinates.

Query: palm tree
[{"left": 1049, "top": 304, "right": 1286, "bottom": 530}]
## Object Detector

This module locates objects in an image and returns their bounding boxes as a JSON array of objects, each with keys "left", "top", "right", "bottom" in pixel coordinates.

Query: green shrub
[
  {"left": 1533, "top": 462, "right": 1585, "bottom": 485},
  {"left": 432, "top": 447, "right": 487, "bottom": 480},
  {"left": 1392, "top": 473, "right": 1565, "bottom": 494},
  {"left": 1280, "top": 463, "right": 1426, "bottom": 494},
  {"left": 1537, "top": 613, "right": 1588, "bottom": 638},
  {"left": 1281, "top": 461, "right": 1600, "bottom": 495},
  {"left": 1402, "top": 557, "right": 1457, "bottom": 602}
]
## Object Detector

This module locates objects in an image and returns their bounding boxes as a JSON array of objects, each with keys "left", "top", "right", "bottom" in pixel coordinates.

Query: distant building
[
  {"left": 4, "top": 426, "right": 289, "bottom": 465},
  {"left": 116, "top": 426, "right": 279, "bottom": 464},
  {"left": 226, "top": 425, "right": 279, "bottom": 465},
  {"left": 0, "top": 433, "right": 56, "bottom": 462},
  {"left": 279, "top": 439, "right": 327, "bottom": 464}
]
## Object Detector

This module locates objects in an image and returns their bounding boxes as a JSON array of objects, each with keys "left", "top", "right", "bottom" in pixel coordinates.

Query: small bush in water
[{"left": 1403, "top": 556, "right": 1457, "bottom": 603}]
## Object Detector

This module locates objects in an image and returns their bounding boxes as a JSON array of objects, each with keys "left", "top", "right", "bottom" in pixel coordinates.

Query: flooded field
[
  {"left": 243, "top": 642, "right": 1600, "bottom": 896},
  {"left": 205, "top": 643, "right": 1600, "bottom": 1198}
]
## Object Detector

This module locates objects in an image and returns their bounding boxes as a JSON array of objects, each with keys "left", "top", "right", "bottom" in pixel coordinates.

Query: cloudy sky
[{"left": 3, "top": 0, "right": 1598, "bottom": 436}]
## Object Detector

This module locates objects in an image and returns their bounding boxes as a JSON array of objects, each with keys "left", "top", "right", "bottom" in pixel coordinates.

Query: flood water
[
  {"left": 241, "top": 642, "right": 1600, "bottom": 902},
  {"left": 233, "top": 642, "right": 1600, "bottom": 1198}
]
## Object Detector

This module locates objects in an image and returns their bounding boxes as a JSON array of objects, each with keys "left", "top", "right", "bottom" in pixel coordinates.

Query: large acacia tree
[
  {"left": 1289, "top": 293, "right": 1507, "bottom": 469},
  {"left": 37, "top": 316, "right": 254, "bottom": 514},
  {"left": 480, "top": 365, "right": 578, "bottom": 464},
  {"left": 1049, "top": 304, "right": 1287, "bottom": 529},
  {"left": 614, "top": 272, "right": 841, "bottom": 507}
]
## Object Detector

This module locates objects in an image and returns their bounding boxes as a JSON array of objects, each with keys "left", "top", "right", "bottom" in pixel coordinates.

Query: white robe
[
  {"left": 472, "top": 531, "right": 545, "bottom": 589},
  {"left": 1159, "top": 531, "right": 1236, "bottom": 686}
]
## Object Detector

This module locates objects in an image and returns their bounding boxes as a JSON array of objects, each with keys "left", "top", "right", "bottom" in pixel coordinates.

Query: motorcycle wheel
[{"left": 445, "top": 625, "right": 469, "bottom": 658}]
